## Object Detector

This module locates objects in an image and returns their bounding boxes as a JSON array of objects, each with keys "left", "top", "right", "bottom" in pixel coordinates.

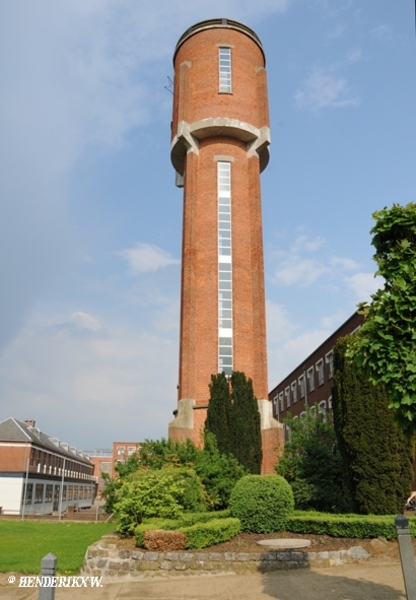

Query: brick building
[
  {"left": 0, "top": 418, "right": 96, "bottom": 515},
  {"left": 168, "top": 18, "right": 282, "bottom": 473},
  {"left": 268, "top": 312, "right": 364, "bottom": 427},
  {"left": 111, "top": 442, "right": 141, "bottom": 477}
]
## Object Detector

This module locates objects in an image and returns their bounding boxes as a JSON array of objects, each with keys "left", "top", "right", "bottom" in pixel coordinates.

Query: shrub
[
  {"left": 180, "top": 518, "right": 241, "bottom": 549},
  {"left": 110, "top": 435, "right": 246, "bottom": 511},
  {"left": 287, "top": 512, "right": 416, "bottom": 540},
  {"left": 135, "top": 510, "right": 231, "bottom": 548},
  {"left": 276, "top": 407, "right": 353, "bottom": 513},
  {"left": 143, "top": 530, "right": 187, "bottom": 551},
  {"left": 229, "top": 475, "right": 294, "bottom": 533},
  {"left": 113, "top": 468, "right": 206, "bottom": 534}
]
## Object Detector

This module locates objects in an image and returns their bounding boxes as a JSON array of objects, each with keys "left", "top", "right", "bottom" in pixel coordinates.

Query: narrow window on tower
[
  {"left": 219, "top": 47, "right": 232, "bottom": 93},
  {"left": 217, "top": 161, "right": 233, "bottom": 375}
]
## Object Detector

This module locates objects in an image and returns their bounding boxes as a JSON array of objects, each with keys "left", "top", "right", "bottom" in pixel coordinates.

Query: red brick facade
[{"left": 168, "top": 19, "right": 282, "bottom": 472}]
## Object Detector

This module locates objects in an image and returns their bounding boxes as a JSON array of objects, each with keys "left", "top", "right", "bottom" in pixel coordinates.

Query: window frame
[{"left": 219, "top": 47, "right": 232, "bottom": 93}]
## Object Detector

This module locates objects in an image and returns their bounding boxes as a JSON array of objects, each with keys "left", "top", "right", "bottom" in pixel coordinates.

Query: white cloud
[
  {"left": 328, "top": 24, "right": 346, "bottom": 39},
  {"left": 268, "top": 328, "right": 331, "bottom": 387},
  {"left": 69, "top": 312, "right": 103, "bottom": 332},
  {"left": 266, "top": 300, "right": 298, "bottom": 343},
  {"left": 269, "top": 233, "right": 354, "bottom": 287},
  {"left": 329, "top": 256, "right": 358, "bottom": 270},
  {"left": 370, "top": 24, "right": 393, "bottom": 41},
  {"left": 0, "top": 312, "right": 179, "bottom": 448},
  {"left": 120, "top": 243, "right": 180, "bottom": 273},
  {"left": 274, "top": 258, "right": 329, "bottom": 287},
  {"left": 344, "top": 272, "right": 384, "bottom": 302},
  {"left": 295, "top": 69, "right": 360, "bottom": 112}
]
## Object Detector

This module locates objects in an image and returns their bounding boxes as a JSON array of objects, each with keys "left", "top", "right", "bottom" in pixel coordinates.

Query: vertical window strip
[
  {"left": 219, "top": 48, "right": 232, "bottom": 93},
  {"left": 218, "top": 162, "right": 233, "bottom": 375}
]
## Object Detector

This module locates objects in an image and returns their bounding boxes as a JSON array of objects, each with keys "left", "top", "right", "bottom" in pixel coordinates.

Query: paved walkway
[{"left": 1, "top": 562, "right": 407, "bottom": 600}]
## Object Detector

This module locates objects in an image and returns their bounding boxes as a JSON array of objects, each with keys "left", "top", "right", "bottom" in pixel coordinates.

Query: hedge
[
  {"left": 287, "top": 512, "right": 416, "bottom": 540},
  {"left": 179, "top": 518, "right": 241, "bottom": 549},
  {"left": 135, "top": 510, "right": 231, "bottom": 548}
]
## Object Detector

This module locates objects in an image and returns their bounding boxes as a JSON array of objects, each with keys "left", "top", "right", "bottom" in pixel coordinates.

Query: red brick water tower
[{"left": 168, "top": 19, "right": 282, "bottom": 473}]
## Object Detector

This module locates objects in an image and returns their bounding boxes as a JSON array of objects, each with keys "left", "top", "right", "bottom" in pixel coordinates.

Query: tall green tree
[
  {"left": 205, "top": 373, "right": 233, "bottom": 456},
  {"left": 347, "top": 203, "right": 416, "bottom": 432},
  {"left": 333, "top": 335, "right": 414, "bottom": 514},
  {"left": 205, "top": 371, "right": 262, "bottom": 474},
  {"left": 231, "top": 371, "right": 263, "bottom": 474}
]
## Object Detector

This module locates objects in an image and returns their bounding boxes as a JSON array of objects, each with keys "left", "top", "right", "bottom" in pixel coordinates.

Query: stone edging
[{"left": 82, "top": 536, "right": 370, "bottom": 580}]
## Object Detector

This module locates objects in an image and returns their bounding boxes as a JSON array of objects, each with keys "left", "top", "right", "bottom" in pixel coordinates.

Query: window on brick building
[
  {"left": 291, "top": 381, "right": 297, "bottom": 404},
  {"left": 325, "top": 350, "right": 334, "bottom": 380},
  {"left": 316, "top": 358, "right": 324, "bottom": 387},
  {"left": 318, "top": 400, "right": 327, "bottom": 420},
  {"left": 298, "top": 374, "right": 306, "bottom": 398},
  {"left": 127, "top": 447, "right": 136, "bottom": 455},
  {"left": 307, "top": 366, "right": 315, "bottom": 392},
  {"left": 117, "top": 446, "right": 124, "bottom": 456},
  {"left": 285, "top": 386, "right": 290, "bottom": 409},
  {"left": 279, "top": 391, "right": 284, "bottom": 413},
  {"left": 219, "top": 47, "right": 232, "bottom": 93}
]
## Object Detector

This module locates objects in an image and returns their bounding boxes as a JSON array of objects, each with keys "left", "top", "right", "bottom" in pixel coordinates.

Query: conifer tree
[
  {"left": 205, "top": 371, "right": 263, "bottom": 474},
  {"left": 332, "top": 335, "right": 414, "bottom": 515},
  {"left": 231, "top": 372, "right": 263, "bottom": 474},
  {"left": 205, "top": 373, "right": 233, "bottom": 456}
]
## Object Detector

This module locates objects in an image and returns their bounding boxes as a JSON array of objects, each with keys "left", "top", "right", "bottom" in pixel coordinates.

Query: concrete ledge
[{"left": 82, "top": 538, "right": 370, "bottom": 581}]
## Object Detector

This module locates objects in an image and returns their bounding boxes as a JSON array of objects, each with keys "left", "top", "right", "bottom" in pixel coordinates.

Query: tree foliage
[
  {"left": 205, "top": 373, "right": 233, "bottom": 456},
  {"left": 205, "top": 371, "right": 262, "bottom": 474},
  {"left": 113, "top": 468, "right": 205, "bottom": 534},
  {"left": 347, "top": 203, "right": 416, "bottom": 431},
  {"left": 230, "top": 372, "right": 263, "bottom": 474},
  {"left": 333, "top": 335, "right": 415, "bottom": 515},
  {"left": 102, "top": 434, "right": 246, "bottom": 512},
  {"left": 276, "top": 406, "right": 352, "bottom": 513}
]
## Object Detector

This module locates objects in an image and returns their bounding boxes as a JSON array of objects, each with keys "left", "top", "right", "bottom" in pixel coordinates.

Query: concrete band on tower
[{"left": 168, "top": 18, "right": 283, "bottom": 474}]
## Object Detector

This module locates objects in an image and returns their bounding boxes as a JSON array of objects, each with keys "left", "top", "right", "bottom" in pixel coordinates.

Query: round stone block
[{"left": 256, "top": 539, "right": 311, "bottom": 549}]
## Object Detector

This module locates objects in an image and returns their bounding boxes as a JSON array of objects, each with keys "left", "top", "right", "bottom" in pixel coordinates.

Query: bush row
[
  {"left": 135, "top": 510, "right": 234, "bottom": 549},
  {"left": 179, "top": 518, "right": 241, "bottom": 549},
  {"left": 287, "top": 512, "right": 416, "bottom": 540}
]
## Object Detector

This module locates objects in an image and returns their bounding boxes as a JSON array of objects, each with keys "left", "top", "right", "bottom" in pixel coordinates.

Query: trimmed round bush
[{"left": 229, "top": 474, "right": 294, "bottom": 533}]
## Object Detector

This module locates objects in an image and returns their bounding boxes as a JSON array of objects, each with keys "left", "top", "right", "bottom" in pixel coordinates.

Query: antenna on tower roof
[{"left": 164, "top": 76, "right": 174, "bottom": 95}]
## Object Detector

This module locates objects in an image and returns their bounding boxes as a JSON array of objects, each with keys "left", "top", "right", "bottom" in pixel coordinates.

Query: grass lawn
[{"left": 0, "top": 521, "right": 115, "bottom": 574}]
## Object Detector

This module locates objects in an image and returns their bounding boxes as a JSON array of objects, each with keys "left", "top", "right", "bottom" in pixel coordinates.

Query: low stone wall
[{"left": 82, "top": 536, "right": 370, "bottom": 580}]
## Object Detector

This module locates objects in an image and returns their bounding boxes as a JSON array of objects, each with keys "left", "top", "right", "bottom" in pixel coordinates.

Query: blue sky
[{"left": 0, "top": 0, "right": 414, "bottom": 451}]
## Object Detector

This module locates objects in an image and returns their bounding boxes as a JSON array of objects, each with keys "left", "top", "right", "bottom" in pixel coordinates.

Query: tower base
[{"left": 168, "top": 398, "right": 284, "bottom": 474}]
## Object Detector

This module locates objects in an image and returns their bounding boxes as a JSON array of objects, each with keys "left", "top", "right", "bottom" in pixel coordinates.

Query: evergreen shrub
[
  {"left": 114, "top": 468, "right": 206, "bottom": 534},
  {"left": 179, "top": 518, "right": 241, "bottom": 549},
  {"left": 332, "top": 336, "right": 415, "bottom": 514},
  {"left": 135, "top": 510, "right": 231, "bottom": 547},
  {"left": 229, "top": 474, "right": 294, "bottom": 533},
  {"left": 287, "top": 512, "right": 416, "bottom": 540}
]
